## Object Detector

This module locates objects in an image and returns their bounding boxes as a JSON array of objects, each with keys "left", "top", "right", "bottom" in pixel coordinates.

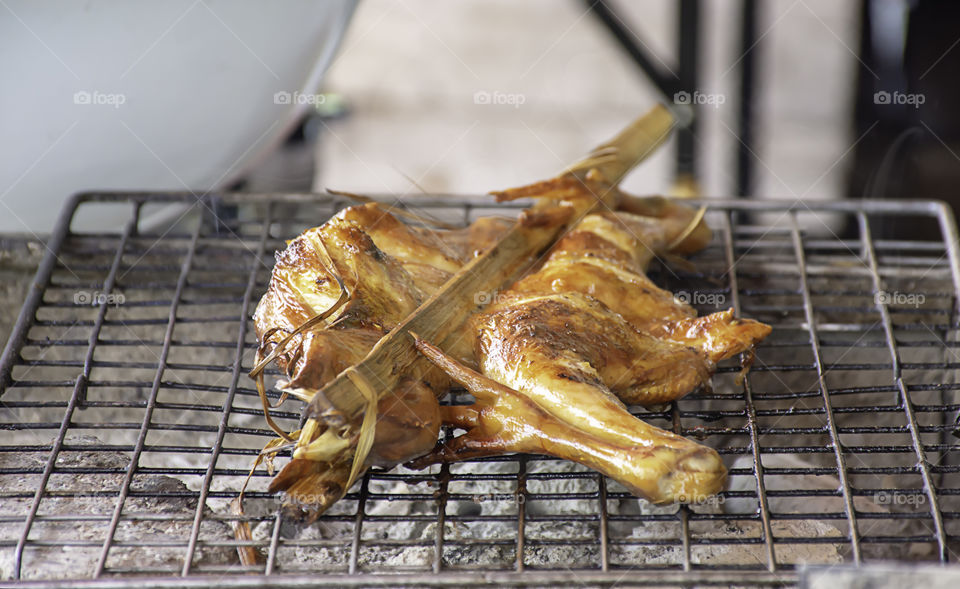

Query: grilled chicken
[
  {"left": 254, "top": 189, "right": 770, "bottom": 509},
  {"left": 410, "top": 188, "right": 771, "bottom": 503},
  {"left": 252, "top": 203, "right": 510, "bottom": 509},
  {"left": 249, "top": 106, "right": 771, "bottom": 514}
]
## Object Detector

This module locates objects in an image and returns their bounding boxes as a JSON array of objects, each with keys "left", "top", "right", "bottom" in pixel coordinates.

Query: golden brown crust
[
  {"left": 476, "top": 293, "right": 711, "bottom": 404},
  {"left": 446, "top": 200, "right": 770, "bottom": 503},
  {"left": 253, "top": 203, "right": 471, "bottom": 387},
  {"left": 255, "top": 193, "right": 769, "bottom": 510},
  {"left": 253, "top": 204, "right": 476, "bottom": 512},
  {"left": 476, "top": 207, "right": 770, "bottom": 408}
]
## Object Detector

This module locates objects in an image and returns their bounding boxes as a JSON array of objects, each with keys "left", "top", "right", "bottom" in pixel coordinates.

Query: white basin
[{"left": 0, "top": 0, "right": 356, "bottom": 232}]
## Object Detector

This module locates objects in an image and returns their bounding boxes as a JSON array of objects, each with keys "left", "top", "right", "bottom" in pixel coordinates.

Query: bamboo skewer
[{"left": 303, "top": 105, "right": 676, "bottom": 426}]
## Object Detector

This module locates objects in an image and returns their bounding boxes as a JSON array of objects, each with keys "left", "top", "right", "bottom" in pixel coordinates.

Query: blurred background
[
  {"left": 6, "top": 2, "right": 960, "bottom": 578},
  {"left": 1, "top": 0, "right": 959, "bottom": 234}
]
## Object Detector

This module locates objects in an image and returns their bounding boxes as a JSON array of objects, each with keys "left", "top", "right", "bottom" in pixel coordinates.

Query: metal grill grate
[{"left": 2, "top": 192, "right": 960, "bottom": 587}]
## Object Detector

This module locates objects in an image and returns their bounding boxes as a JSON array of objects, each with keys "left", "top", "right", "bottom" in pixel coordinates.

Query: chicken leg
[{"left": 410, "top": 336, "right": 725, "bottom": 504}]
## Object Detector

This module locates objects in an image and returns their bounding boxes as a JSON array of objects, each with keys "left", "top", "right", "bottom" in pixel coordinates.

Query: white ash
[
  {"left": 0, "top": 436, "right": 236, "bottom": 580},
  {"left": 610, "top": 519, "right": 843, "bottom": 567},
  {"left": 238, "top": 459, "right": 847, "bottom": 571}
]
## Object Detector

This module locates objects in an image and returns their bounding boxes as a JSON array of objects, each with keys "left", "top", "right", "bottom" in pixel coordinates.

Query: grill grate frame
[{"left": 2, "top": 192, "right": 960, "bottom": 587}]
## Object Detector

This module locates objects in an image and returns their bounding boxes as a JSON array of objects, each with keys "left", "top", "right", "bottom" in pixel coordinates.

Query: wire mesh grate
[{"left": 1, "top": 192, "right": 960, "bottom": 587}]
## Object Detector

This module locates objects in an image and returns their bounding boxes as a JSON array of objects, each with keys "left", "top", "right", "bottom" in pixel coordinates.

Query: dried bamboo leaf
[
  {"left": 229, "top": 496, "right": 260, "bottom": 567},
  {"left": 343, "top": 368, "right": 379, "bottom": 489},
  {"left": 230, "top": 434, "right": 293, "bottom": 566},
  {"left": 567, "top": 104, "right": 675, "bottom": 184},
  {"left": 667, "top": 205, "right": 708, "bottom": 251}
]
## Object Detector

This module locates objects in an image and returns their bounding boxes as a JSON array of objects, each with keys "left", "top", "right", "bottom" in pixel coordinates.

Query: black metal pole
[
  {"left": 737, "top": 0, "right": 758, "bottom": 197},
  {"left": 584, "top": 0, "right": 681, "bottom": 99},
  {"left": 676, "top": 0, "right": 700, "bottom": 182}
]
